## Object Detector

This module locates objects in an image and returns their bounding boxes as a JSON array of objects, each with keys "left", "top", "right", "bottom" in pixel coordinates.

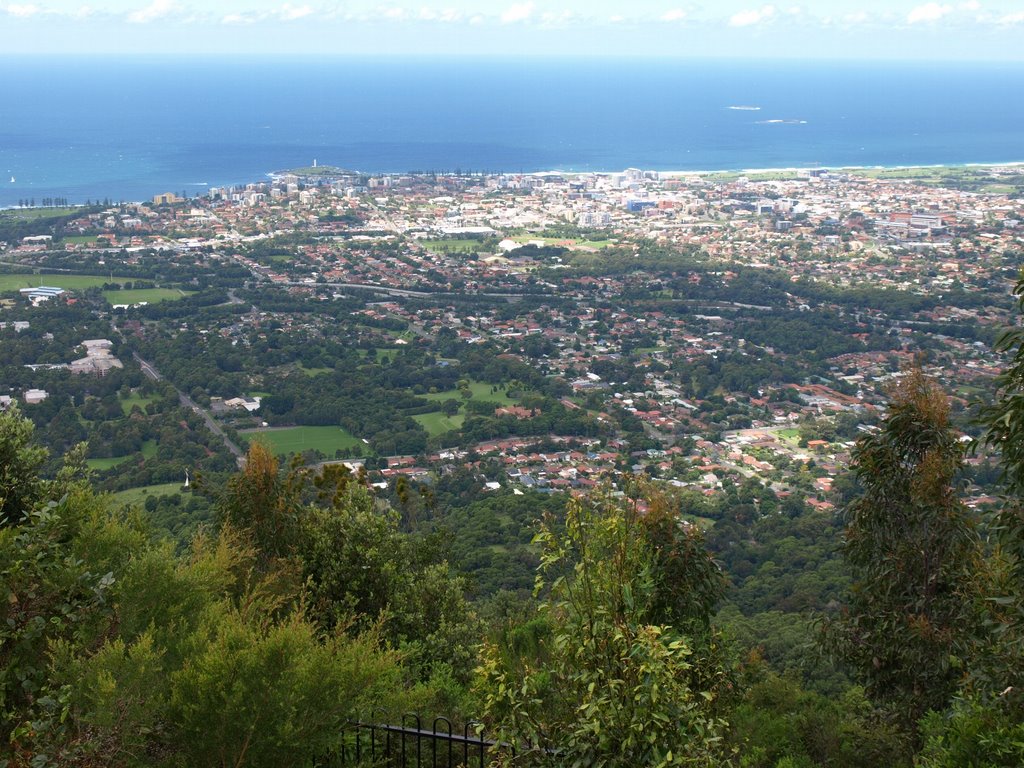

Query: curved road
[{"left": 133, "top": 352, "right": 246, "bottom": 467}]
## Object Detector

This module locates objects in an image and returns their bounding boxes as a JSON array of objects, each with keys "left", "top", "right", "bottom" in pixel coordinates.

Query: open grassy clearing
[
  {"left": 86, "top": 455, "right": 132, "bottom": 471},
  {"left": 415, "top": 381, "right": 522, "bottom": 433},
  {"left": 700, "top": 171, "right": 803, "bottom": 182},
  {"left": 355, "top": 347, "right": 402, "bottom": 361},
  {"left": 111, "top": 483, "right": 186, "bottom": 506},
  {"left": 0, "top": 207, "right": 82, "bottom": 221},
  {"left": 105, "top": 288, "right": 192, "bottom": 305},
  {"left": 239, "top": 425, "right": 362, "bottom": 457},
  {"left": 980, "top": 184, "right": 1016, "bottom": 194},
  {"left": 845, "top": 166, "right": 975, "bottom": 180},
  {"left": 120, "top": 393, "right": 157, "bottom": 415},
  {"left": 0, "top": 273, "right": 131, "bottom": 292},
  {"left": 512, "top": 236, "right": 614, "bottom": 249},
  {"left": 91, "top": 439, "right": 158, "bottom": 469},
  {"left": 298, "top": 364, "right": 333, "bottom": 377},
  {"left": 422, "top": 380, "right": 519, "bottom": 406},
  {"left": 414, "top": 411, "right": 465, "bottom": 436}
]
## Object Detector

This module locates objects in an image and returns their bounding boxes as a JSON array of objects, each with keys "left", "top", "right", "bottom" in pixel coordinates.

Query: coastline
[
  {"left": 5, "top": 160, "right": 1023, "bottom": 212},
  {"left": 652, "top": 160, "right": 1024, "bottom": 178},
  {"left": 274, "top": 159, "right": 1024, "bottom": 180}
]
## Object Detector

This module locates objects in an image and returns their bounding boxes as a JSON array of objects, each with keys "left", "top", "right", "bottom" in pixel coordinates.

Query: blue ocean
[{"left": 1, "top": 56, "right": 1023, "bottom": 206}]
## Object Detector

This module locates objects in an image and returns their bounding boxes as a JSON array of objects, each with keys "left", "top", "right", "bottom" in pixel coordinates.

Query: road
[{"left": 133, "top": 352, "right": 246, "bottom": 467}]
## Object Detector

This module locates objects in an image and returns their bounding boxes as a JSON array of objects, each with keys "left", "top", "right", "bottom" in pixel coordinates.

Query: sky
[{"left": 1, "top": 0, "right": 1024, "bottom": 58}]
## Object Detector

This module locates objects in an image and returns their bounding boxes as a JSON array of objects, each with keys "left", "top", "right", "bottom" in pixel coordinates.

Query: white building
[{"left": 23, "top": 389, "right": 48, "bottom": 404}]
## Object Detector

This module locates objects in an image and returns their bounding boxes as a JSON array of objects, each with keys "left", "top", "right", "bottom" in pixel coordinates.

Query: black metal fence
[{"left": 320, "top": 715, "right": 503, "bottom": 767}]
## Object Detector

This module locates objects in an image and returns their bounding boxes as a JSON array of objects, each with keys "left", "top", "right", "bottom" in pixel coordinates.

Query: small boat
[{"left": 8, "top": 176, "right": 13, "bottom": 183}]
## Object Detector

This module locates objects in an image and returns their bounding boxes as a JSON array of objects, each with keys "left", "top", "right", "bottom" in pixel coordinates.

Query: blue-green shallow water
[{"left": 1, "top": 56, "right": 1022, "bottom": 206}]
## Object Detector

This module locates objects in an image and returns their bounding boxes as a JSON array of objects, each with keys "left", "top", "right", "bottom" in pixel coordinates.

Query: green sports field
[
  {"left": 240, "top": 426, "right": 362, "bottom": 457},
  {"left": 414, "top": 412, "right": 465, "bottom": 437},
  {"left": 0, "top": 273, "right": 129, "bottom": 292},
  {"left": 104, "top": 288, "right": 192, "bottom": 305}
]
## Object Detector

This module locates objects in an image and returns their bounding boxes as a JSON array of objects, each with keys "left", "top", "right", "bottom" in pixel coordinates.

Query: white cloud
[
  {"left": 221, "top": 12, "right": 254, "bottom": 24},
  {"left": 540, "top": 9, "right": 573, "bottom": 26},
  {"left": 998, "top": 11, "right": 1024, "bottom": 24},
  {"left": 126, "top": 0, "right": 178, "bottom": 24},
  {"left": 729, "top": 4, "right": 776, "bottom": 27},
  {"left": 660, "top": 8, "right": 687, "bottom": 22},
  {"left": 500, "top": 1, "right": 533, "bottom": 24},
  {"left": 278, "top": 3, "right": 313, "bottom": 21},
  {"left": 906, "top": 3, "right": 952, "bottom": 23},
  {"left": 416, "top": 7, "right": 463, "bottom": 22},
  {"left": 959, "top": 0, "right": 980, "bottom": 10},
  {"left": 4, "top": 3, "right": 41, "bottom": 17},
  {"left": 841, "top": 10, "right": 870, "bottom": 25}
]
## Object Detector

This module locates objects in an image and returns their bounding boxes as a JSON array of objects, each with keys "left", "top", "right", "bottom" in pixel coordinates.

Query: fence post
[{"left": 432, "top": 717, "right": 453, "bottom": 768}]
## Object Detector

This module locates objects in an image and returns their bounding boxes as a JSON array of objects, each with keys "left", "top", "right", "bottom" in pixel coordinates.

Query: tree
[
  {"left": 300, "top": 481, "right": 479, "bottom": 683},
  {"left": 820, "top": 369, "right": 980, "bottom": 737},
  {"left": 916, "top": 281, "right": 1024, "bottom": 766},
  {"left": 477, "top": 485, "right": 729, "bottom": 767},
  {"left": 0, "top": 405, "right": 47, "bottom": 527},
  {"left": 217, "top": 442, "right": 302, "bottom": 562}
]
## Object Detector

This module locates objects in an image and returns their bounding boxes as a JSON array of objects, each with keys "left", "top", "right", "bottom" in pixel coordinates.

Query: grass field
[
  {"left": 423, "top": 380, "right": 518, "bottom": 406},
  {"left": 845, "top": 166, "right": 971, "bottom": 180},
  {"left": 0, "top": 273, "right": 130, "bottom": 292},
  {"left": 700, "top": 170, "right": 803, "bottom": 182},
  {"left": 105, "top": 288, "right": 191, "bottom": 305},
  {"left": 111, "top": 483, "right": 185, "bottom": 506},
  {"left": 88, "top": 439, "right": 157, "bottom": 470},
  {"left": 414, "top": 412, "right": 465, "bottom": 436},
  {"left": 64, "top": 235, "right": 99, "bottom": 245},
  {"left": 512, "top": 236, "right": 615, "bottom": 249},
  {"left": 299, "top": 365, "right": 333, "bottom": 377},
  {"left": 980, "top": 184, "right": 1016, "bottom": 194},
  {"left": 415, "top": 381, "right": 520, "bottom": 434},
  {"left": 0, "top": 207, "right": 82, "bottom": 221},
  {"left": 120, "top": 393, "right": 157, "bottom": 415},
  {"left": 86, "top": 455, "right": 131, "bottom": 471},
  {"left": 240, "top": 426, "right": 362, "bottom": 457},
  {"left": 356, "top": 348, "right": 402, "bottom": 360}
]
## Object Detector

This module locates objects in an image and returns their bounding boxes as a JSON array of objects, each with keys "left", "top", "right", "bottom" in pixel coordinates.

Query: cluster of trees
[
  {"left": 36, "top": 249, "right": 249, "bottom": 290},
  {"left": 0, "top": 431, "right": 478, "bottom": 767},
  {"left": 3, "top": 345, "right": 1024, "bottom": 766},
  {"left": 14, "top": 197, "right": 73, "bottom": 208}
]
